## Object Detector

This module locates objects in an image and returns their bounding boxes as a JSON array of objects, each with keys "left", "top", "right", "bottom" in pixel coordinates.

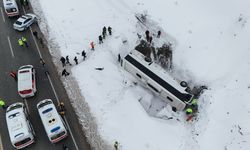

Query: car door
[{"left": 24, "top": 18, "right": 32, "bottom": 27}]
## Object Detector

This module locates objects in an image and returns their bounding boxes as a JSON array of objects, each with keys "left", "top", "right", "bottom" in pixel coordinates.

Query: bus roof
[{"left": 37, "top": 99, "right": 66, "bottom": 137}]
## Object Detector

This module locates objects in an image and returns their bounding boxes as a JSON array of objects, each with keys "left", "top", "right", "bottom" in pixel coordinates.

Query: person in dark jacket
[
  {"left": 103, "top": 26, "right": 107, "bottom": 36},
  {"left": 60, "top": 57, "right": 66, "bottom": 67},
  {"left": 74, "top": 56, "right": 78, "bottom": 65},
  {"left": 82, "top": 50, "right": 86, "bottom": 60},
  {"left": 62, "top": 69, "right": 70, "bottom": 76},
  {"left": 99, "top": 35, "right": 103, "bottom": 44},
  {"left": 157, "top": 30, "right": 161, "bottom": 38},
  {"left": 108, "top": 26, "right": 112, "bottom": 35}
]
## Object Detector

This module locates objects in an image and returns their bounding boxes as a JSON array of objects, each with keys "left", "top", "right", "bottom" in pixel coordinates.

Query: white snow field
[{"left": 30, "top": 0, "right": 250, "bottom": 150}]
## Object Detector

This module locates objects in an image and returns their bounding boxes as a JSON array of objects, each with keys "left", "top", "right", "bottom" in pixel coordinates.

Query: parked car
[
  {"left": 13, "top": 13, "right": 37, "bottom": 31},
  {"left": 17, "top": 65, "right": 37, "bottom": 98}
]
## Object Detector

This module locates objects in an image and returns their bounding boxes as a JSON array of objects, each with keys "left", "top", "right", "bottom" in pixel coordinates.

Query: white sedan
[{"left": 13, "top": 13, "right": 37, "bottom": 31}]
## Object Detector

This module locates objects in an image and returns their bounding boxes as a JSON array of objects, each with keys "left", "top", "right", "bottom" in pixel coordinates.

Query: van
[
  {"left": 37, "top": 99, "right": 68, "bottom": 143},
  {"left": 17, "top": 65, "right": 37, "bottom": 98},
  {"left": 3, "top": 0, "right": 19, "bottom": 17},
  {"left": 6, "top": 102, "right": 35, "bottom": 149}
]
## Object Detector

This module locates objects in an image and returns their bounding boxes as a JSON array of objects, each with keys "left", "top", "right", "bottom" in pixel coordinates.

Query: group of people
[
  {"left": 18, "top": 36, "right": 29, "bottom": 47},
  {"left": 60, "top": 50, "right": 87, "bottom": 77},
  {"left": 185, "top": 98, "right": 198, "bottom": 121},
  {"left": 142, "top": 30, "right": 161, "bottom": 45},
  {"left": 98, "top": 26, "right": 112, "bottom": 44}
]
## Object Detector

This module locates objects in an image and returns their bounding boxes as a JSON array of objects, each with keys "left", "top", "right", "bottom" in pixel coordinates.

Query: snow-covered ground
[{"left": 31, "top": 0, "right": 250, "bottom": 149}]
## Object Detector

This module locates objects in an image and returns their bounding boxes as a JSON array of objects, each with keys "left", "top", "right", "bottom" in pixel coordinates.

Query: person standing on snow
[
  {"left": 73, "top": 56, "right": 78, "bottom": 65},
  {"left": 114, "top": 141, "right": 119, "bottom": 150},
  {"left": 65, "top": 56, "right": 71, "bottom": 66},
  {"left": 99, "top": 35, "right": 103, "bottom": 44},
  {"left": 108, "top": 26, "right": 112, "bottom": 35},
  {"left": 62, "top": 69, "right": 70, "bottom": 76},
  {"left": 82, "top": 50, "right": 86, "bottom": 60},
  {"left": 60, "top": 57, "right": 66, "bottom": 67},
  {"left": 90, "top": 42, "right": 95, "bottom": 50},
  {"left": 103, "top": 26, "right": 107, "bottom": 36},
  {"left": 157, "top": 30, "right": 161, "bottom": 38}
]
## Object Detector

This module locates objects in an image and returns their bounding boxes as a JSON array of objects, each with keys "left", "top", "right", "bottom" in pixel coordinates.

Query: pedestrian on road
[
  {"left": 22, "top": 36, "right": 28, "bottom": 47},
  {"left": 90, "top": 42, "right": 95, "bottom": 50},
  {"left": 157, "top": 30, "right": 161, "bottom": 38},
  {"left": 18, "top": 39, "right": 24, "bottom": 47},
  {"left": 74, "top": 56, "right": 78, "bottom": 65},
  {"left": 82, "top": 50, "right": 86, "bottom": 60},
  {"left": 62, "top": 69, "right": 70, "bottom": 76},
  {"left": 9, "top": 71, "right": 17, "bottom": 81},
  {"left": 108, "top": 26, "right": 112, "bottom": 35},
  {"left": 62, "top": 144, "right": 68, "bottom": 150},
  {"left": 40, "top": 58, "right": 45, "bottom": 67},
  {"left": 99, "top": 35, "right": 103, "bottom": 44},
  {"left": 33, "top": 31, "right": 38, "bottom": 39},
  {"left": 20, "top": 0, "right": 24, "bottom": 6},
  {"left": 0, "top": 99, "right": 7, "bottom": 109},
  {"left": 65, "top": 56, "right": 72, "bottom": 66},
  {"left": 23, "top": 0, "right": 29, "bottom": 9},
  {"left": 114, "top": 141, "right": 119, "bottom": 150},
  {"left": 60, "top": 57, "right": 66, "bottom": 67}
]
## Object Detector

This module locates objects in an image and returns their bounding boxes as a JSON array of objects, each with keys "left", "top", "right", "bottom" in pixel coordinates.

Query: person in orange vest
[
  {"left": 90, "top": 42, "right": 95, "bottom": 50},
  {"left": 10, "top": 71, "right": 17, "bottom": 81}
]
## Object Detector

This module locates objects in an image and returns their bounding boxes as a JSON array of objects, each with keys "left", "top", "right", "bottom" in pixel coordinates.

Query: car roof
[
  {"left": 37, "top": 99, "right": 66, "bottom": 137},
  {"left": 18, "top": 65, "right": 33, "bottom": 91}
]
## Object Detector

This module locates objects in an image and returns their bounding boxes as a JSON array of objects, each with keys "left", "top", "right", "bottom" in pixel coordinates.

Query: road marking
[
  {"left": 0, "top": 7, "right": 5, "bottom": 23},
  {"left": 29, "top": 27, "right": 42, "bottom": 58},
  {"left": 0, "top": 134, "right": 3, "bottom": 150},
  {"left": 22, "top": 6, "right": 79, "bottom": 150},
  {"left": 23, "top": 98, "right": 30, "bottom": 114},
  {"left": 7, "top": 36, "right": 15, "bottom": 57},
  {"left": 46, "top": 74, "right": 79, "bottom": 150}
]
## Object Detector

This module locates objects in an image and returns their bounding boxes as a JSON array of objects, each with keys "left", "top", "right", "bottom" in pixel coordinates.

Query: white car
[
  {"left": 18, "top": 65, "right": 37, "bottom": 98},
  {"left": 13, "top": 13, "right": 37, "bottom": 31}
]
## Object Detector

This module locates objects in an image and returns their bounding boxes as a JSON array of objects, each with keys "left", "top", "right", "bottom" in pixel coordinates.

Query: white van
[
  {"left": 6, "top": 102, "right": 35, "bottom": 149},
  {"left": 18, "top": 65, "right": 37, "bottom": 98},
  {"left": 3, "top": 0, "right": 19, "bottom": 17},
  {"left": 37, "top": 99, "right": 68, "bottom": 143}
]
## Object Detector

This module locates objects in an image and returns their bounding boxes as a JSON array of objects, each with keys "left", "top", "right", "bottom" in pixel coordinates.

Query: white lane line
[
  {"left": 63, "top": 116, "right": 79, "bottom": 150},
  {"left": 29, "top": 27, "right": 42, "bottom": 58},
  {"left": 23, "top": 98, "right": 30, "bottom": 114},
  {"left": 7, "top": 36, "right": 15, "bottom": 58},
  {"left": 47, "top": 74, "right": 79, "bottom": 150},
  {"left": 0, "top": 134, "right": 3, "bottom": 150},
  {"left": 0, "top": 7, "right": 5, "bottom": 23}
]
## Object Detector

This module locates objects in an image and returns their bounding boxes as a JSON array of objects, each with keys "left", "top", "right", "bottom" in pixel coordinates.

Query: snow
[{"left": 30, "top": 0, "right": 250, "bottom": 149}]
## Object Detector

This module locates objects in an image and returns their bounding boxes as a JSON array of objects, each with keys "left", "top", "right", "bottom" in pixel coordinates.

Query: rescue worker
[
  {"left": 191, "top": 98, "right": 198, "bottom": 113},
  {"left": 0, "top": 99, "right": 7, "bottom": 109},
  {"left": 185, "top": 108, "right": 193, "bottom": 115},
  {"left": 108, "top": 26, "right": 112, "bottom": 35},
  {"left": 114, "top": 141, "right": 119, "bottom": 150},
  {"left": 18, "top": 39, "right": 24, "bottom": 47},
  {"left": 22, "top": 36, "right": 28, "bottom": 47},
  {"left": 90, "top": 42, "right": 95, "bottom": 50},
  {"left": 10, "top": 71, "right": 17, "bottom": 81}
]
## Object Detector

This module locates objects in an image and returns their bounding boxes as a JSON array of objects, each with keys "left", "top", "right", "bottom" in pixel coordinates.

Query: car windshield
[
  {"left": 15, "top": 21, "right": 22, "bottom": 25},
  {"left": 25, "top": 15, "right": 32, "bottom": 18}
]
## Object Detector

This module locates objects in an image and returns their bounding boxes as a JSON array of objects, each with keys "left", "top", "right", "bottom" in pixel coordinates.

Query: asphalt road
[{"left": 0, "top": 2, "right": 91, "bottom": 150}]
